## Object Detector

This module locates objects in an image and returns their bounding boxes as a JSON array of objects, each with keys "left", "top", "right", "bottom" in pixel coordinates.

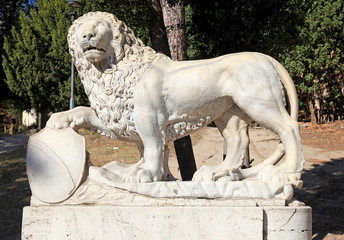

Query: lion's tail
[{"left": 239, "top": 54, "right": 299, "bottom": 178}]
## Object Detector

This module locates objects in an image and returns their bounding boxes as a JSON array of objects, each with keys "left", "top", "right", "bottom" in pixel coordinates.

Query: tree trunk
[
  {"left": 160, "top": 0, "right": 187, "bottom": 61},
  {"left": 9, "top": 123, "right": 13, "bottom": 135},
  {"left": 146, "top": 0, "right": 171, "bottom": 57},
  {"left": 309, "top": 98, "right": 317, "bottom": 124},
  {"left": 314, "top": 97, "right": 321, "bottom": 123}
]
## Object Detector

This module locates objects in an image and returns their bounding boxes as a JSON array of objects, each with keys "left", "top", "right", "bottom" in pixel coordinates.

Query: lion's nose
[{"left": 83, "top": 32, "right": 96, "bottom": 40}]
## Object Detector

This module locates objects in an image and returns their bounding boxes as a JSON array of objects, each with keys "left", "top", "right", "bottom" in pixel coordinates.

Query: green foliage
[
  {"left": 3, "top": 0, "right": 88, "bottom": 113},
  {"left": 185, "top": 0, "right": 306, "bottom": 59},
  {"left": 0, "top": 0, "right": 31, "bottom": 101},
  {"left": 281, "top": 0, "right": 344, "bottom": 120},
  {"left": 2, "top": 0, "right": 343, "bottom": 121},
  {"left": 2, "top": 0, "right": 152, "bottom": 113}
]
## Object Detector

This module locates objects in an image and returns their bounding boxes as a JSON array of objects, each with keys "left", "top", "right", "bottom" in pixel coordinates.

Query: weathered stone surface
[
  {"left": 264, "top": 207, "right": 312, "bottom": 239},
  {"left": 22, "top": 205, "right": 311, "bottom": 240},
  {"left": 26, "top": 128, "right": 87, "bottom": 203},
  {"left": 26, "top": 181, "right": 311, "bottom": 240},
  {"left": 88, "top": 171, "right": 294, "bottom": 199},
  {"left": 30, "top": 179, "right": 287, "bottom": 207}
]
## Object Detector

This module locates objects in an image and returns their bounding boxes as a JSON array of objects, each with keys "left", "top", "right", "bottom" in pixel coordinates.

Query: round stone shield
[{"left": 26, "top": 127, "right": 86, "bottom": 203}]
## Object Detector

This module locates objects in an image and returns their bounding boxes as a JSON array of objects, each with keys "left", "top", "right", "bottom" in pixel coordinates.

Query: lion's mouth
[{"left": 83, "top": 46, "right": 106, "bottom": 53}]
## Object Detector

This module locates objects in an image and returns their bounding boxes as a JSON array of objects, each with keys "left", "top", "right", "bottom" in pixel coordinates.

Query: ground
[{"left": 0, "top": 121, "right": 343, "bottom": 240}]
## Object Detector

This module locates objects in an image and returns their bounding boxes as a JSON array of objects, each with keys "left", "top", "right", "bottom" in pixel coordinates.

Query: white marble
[
  {"left": 30, "top": 179, "right": 288, "bottom": 206},
  {"left": 26, "top": 128, "right": 87, "bottom": 203},
  {"left": 22, "top": 205, "right": 311, "bottom": 240},
  {"left": 88, "top": 167, "right": 294, "bottom": 200},
  {"left": 26, "top": 11, "right": 305, "bottom": 201},
  {"left": 264, "top": 207, "right": 312, "bottom": 239}
]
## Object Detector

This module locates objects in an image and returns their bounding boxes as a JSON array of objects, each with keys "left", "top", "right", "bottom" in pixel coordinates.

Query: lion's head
[
  {"left": 68, "top": 11, "right": 166, "bottom": 73},
  {"left": 74, "top": 16, "right": 113, "bottom": 64}
]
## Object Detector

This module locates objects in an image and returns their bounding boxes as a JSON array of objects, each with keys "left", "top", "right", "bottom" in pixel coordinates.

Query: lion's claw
[
  {"left": 258, "top": 165, "right": 302, "bottom": 188},
  {"left": 124, "top": 170, "right": 154, "bottom": 183},
  {"left": 124, "top": 164, "right": 162, "bottom": 183},
  {"left": 192, "top": 165, "right": 240, "bottom": 182}
]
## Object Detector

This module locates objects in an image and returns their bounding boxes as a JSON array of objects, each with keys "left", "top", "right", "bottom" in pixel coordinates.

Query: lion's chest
[{"left": 88, "top": 80, "right": 139, "bottom": 141}]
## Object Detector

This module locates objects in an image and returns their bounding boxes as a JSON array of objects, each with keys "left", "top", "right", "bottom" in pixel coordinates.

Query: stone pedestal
[
  {"left": 22, "top": 205, "right": 311, "bottom": 240},
  {"left": 22, "top": 180, "right": 312, "bottom": 239}
]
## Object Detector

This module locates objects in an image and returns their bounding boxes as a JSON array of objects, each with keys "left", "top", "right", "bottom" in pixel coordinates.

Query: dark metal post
[
  {"left": 174, "top": 137, "right": 197, "bottom": 180},
  {"left": 67, "top": 1, "right": 80, "bottom": 109}
]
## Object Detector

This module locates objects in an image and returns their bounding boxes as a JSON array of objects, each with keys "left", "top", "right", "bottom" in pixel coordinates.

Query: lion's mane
[{"left": 67, "top": 12, "right": 168, "bottom": 140}]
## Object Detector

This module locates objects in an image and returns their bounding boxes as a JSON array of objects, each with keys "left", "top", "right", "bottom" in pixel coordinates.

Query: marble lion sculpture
[{"left": 47, "top": 11, "right": 304, "bottom": 186}]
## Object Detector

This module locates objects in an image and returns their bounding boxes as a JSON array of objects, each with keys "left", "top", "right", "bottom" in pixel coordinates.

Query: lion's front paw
[
  {"left": 192, "top": 165, "right": 240, "bottom": 182},
  {"left": 47, "top": 112, "right": 73, "bottom": 129},
  {"left": 124, "top": 164, "right": 163, "bottom": 183},
  {"left": 47, "top": 110, "right": 87, "bottom": 129},
  {"left": 258, "top": 165, "right": 303, "bottom": 188}
]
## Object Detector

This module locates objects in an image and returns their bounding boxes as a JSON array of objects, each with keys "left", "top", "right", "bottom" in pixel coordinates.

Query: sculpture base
[
  {"left": 24, "top": 180, "right": 311, "bottom": 239},
  {"left": 88, "top": 164, "right": 296, "bottom": 200},
  {"left": 22, "top": 204, "right": 311, "bottom": 239}
]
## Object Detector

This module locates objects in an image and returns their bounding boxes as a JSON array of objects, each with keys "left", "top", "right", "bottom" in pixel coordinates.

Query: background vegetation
[{"left": 1, "top": 0, "right": 343, "bottom": 124}]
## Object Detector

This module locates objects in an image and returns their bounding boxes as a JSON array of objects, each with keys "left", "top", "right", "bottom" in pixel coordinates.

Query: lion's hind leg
[
  {"left": 192, "top": 107, "right": 249, "bottom": 182},
  {"left": 234, "top": 98, "right": 304, "bottom": 187}
]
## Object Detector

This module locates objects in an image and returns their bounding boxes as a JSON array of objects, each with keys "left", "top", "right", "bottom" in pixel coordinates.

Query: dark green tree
[
  {"left": 2, "top": 0, "right": 153, "bottom": 116},
  {"left": 3, "top": 0, "right": 89, "bottom": 115},
  {"left": 281, "top": 0, "right": 344, "bottom": 122},
  {"left": 5, "top": 0, "right": 343, "bottom": 122},
  {"left": 0, "top": 0, "right": 30, "bottom": 101},
  {"left": 185, "top": 0, "right": 306, "bottom": 60}
]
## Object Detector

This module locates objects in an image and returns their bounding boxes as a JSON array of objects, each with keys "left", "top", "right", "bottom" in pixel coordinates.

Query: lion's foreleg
[
  {"left": 125, "top": 135, "right": 165, "bottom": 183},
  {"left": 47, "top": 106, "right": 115, "bottom": 138},
  {"left": 124, "top": 105, "right": 166, "bottom": 182}
]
